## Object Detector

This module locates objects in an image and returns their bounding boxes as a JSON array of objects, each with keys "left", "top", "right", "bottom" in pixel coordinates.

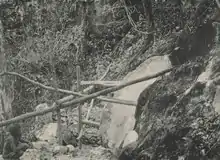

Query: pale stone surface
[
  {"left": 213, "top": 86, "right": 220, "bottom": 114},
  {"left": 100, "top": 55, "right": 172, "bottom": 150},
  {"left": 122, "top": 130, "right": 138, "bottom": 148},
  {"left": 197, "top": 58, "right": 213, "bottom": 82},
  {"left": 32, "top": 141, "right": 50, "bottom": 151},
  {"left": 20, "top": 149, "right": 41, "bottom": 160},
  {"left": 66, "top": 145, "right": 75, "bottom": 153},
  {"left": 52, "top": 145, "right": 68, "bottom": 155},
  {"left": 36, "top": 123, "right": 58, "bottom": 143},
  {"left": 53, "top": 155, "right": 73, "bottom": 160}
]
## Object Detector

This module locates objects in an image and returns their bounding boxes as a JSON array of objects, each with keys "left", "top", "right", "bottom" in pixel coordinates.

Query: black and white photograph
[{"left": 0, "top": 0, "right": 220, "bottom": 159}]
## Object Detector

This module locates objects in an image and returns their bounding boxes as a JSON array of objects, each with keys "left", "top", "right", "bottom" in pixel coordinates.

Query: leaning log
[
  {"left": 0, "top": 68, "right": 173, "bottom": 127},
  {"left": 0, "top": 72, "right": 136, "bottom": 106}
]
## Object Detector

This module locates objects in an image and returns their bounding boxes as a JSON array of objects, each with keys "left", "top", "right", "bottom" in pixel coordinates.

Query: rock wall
[{"left": 122, "top": 55, "right": 220, "bottom": 159}]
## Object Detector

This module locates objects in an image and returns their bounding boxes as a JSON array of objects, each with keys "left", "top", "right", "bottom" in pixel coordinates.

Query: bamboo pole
[
  {"left": 0, "top": 68, "right": 173, "bottom": 127},
  {"left": 82, "top": 119, "right": 99, "bottom": 127},
  {"left": 80, "top": 80, "right": 121, "bottom": 87},
  {"left": 77, "top": 99, "right": 95, "bottom": 140},
  {"left": 0, "top": 72, "right": 136, "bottom": 106},
  {"left": 56, "top": 104, "right": 62, "bottom": 145},
  {"left": 0, "top": 95, "right": 8, "bottom": 120},
  {"left": 76, "top": 65, "right": 82, "bottom": 149},
  {"left": 82, "top": 64, "right": 112, "bottom": 94}
]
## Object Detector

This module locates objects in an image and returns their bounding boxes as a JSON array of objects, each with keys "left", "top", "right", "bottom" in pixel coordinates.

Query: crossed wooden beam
[{"left": 0, "top": 68, "right": 173, "bottom": 127}]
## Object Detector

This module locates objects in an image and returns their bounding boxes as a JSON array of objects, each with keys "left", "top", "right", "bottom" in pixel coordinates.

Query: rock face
[
  {"left": 125, "top": 56, "right": 220, "bottom": 160},
  {"left": 100, "top": 55, "right": 171, "bottom": 151},
  {"left": 35, "top": 123, "right": 58, "bottom": 144}
]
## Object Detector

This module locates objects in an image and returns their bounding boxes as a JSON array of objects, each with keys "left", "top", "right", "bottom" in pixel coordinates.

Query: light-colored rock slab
[
  {"left": 36, "top": 123, "right": 58, "bottom": 143},
  {"left": 197, "top": 58, "right": 213, "bottom": 83},
  {"left": 100, "top": 55, "right": 171, "bottom": 149},
  {"left": 53, "top": 155, "right": 73, "bottom": 160},
  {"left": 122, "top": 130, "right": 138, "bottom": 148},
  {"left": 213, "top": 86, "right": 220, "bottom": 114},
  {"left": 32, "top": 141, "right": 50, "bottom": 151}
]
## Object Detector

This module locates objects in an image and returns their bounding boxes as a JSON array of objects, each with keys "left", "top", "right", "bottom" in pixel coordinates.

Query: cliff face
[
  {"left": 117, "top": 43, "right": 219, "bottom": 160},
  {"left": 129, "top": 55, "right": 220, "bottom": 160},
  {"left": 117, "top": 1, "right": 220, "bottom": 159}
]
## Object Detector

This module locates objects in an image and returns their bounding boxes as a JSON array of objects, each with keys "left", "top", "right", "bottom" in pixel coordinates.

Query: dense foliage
[{"left": 0, "top": 0, "right": 219, "bottom": 146}]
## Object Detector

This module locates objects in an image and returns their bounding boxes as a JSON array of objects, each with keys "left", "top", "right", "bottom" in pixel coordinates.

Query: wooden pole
[
  {"left": 0, "top": 72, "right": 137, "bottom": 106},
  {"left": 0, "top": 72, "right": 136, "bottom": 106},
  {"left": 82, "top": 64, "right": 112, "bottom": 94},
  {"left": 76, "top": 65, "right": 82, "bottom": 149},
  {"left": 56, "top": 104, "right": 62, "bottom": 145},
  {"left": 80, "top": 80, "right": 121, "bottom": 87},
  {"left": 77, "top": 99, "right": 94, "bottom": 140},
  {"left": 52, "top": 81, "right": 62, "bottom": 145},
  {"left": 0, "top": 68, "right": 173, "bottom": 127},
  {"left": 82, "top": 119, "right": 99, "bottom": 127}
]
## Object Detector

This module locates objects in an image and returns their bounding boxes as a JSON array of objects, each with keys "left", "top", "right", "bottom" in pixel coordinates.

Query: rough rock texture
[
  {"left": 100, "top": 55, "right": 171, "bottom": 151},
  {"left": 88, "top": 146, "right": 112, "bottom": 160},
  {"left": 35, "top": 123, "right": 58, "bottom": 144},
  {"left": 122, "top": 56, "right": 220, "bottom": 160},
  {"left": 20, "top": 140, "right": 77, "bottom": 160},
  {"left": 20, "top": 144, "right": 112, "bottom": 160}
]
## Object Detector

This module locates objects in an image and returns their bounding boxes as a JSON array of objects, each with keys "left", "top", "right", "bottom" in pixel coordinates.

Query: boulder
[
  {"left": 32, "top": 141, "right": 50, "bottom": 151},
  {"left": 122, "top": 130, "right": 138, "bottom": 148},
  {"left": 36, "top": 123, "right": 58, "bottom": 144},
  {"left": 52, "top": 145, "right": 68, "bottom": 155},
  {"left": 66, "top": 145, "right": 75, "bottom": 153},
  {"left": 52, "top": 155, "right": 73, "bottom": 160}
]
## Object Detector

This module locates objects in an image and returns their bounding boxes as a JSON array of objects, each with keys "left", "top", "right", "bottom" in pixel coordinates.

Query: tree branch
[
  {"left": 0, "top": 71, "right": 136, "bottom": 106},
  {"left": 0, "top": 67, "right": 173, "bottom": 127},
  {"left": 80, "top": 81, "right": 121, "bottom": 87}
]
